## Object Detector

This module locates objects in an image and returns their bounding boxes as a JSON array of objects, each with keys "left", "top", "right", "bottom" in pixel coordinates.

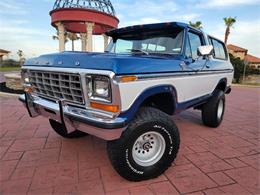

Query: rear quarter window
[{"left": 208, "top": 37, "right": 228, "bottom": 60}]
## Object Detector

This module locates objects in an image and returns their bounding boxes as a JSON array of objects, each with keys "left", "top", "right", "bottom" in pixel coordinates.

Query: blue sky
[{"left": 0, "top": 0, "right": 260, "bottom": 59}]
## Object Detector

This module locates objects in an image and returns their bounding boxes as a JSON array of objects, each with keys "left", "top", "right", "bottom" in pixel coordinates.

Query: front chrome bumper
[{"left": 19, "top": 93, "right": 127, "bottom": 140}]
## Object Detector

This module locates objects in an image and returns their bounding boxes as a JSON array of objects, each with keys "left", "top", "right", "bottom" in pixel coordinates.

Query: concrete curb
[{"left": 232, "top": 84, "right": 260, "bottom": 88}]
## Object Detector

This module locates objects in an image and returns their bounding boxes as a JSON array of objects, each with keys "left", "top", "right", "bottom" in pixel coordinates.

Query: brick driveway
[{"left": 0, "top": 86, "right": 259, "bottom": 195}]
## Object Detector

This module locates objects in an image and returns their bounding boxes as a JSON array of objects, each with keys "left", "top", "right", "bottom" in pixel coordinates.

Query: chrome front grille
[{"left": 29, "top": 70, "right": 84, "bottom": 104}]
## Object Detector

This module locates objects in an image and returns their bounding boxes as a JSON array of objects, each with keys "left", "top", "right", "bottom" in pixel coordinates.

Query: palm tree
[
  {"left": 67, "top": 32, "right": 80, "bottom": 51},
  {"left": 52, "top": 31, "right": 69, "bottom": 43},
  {"left": 224, "top": 17, "right": 236, "bottom": 45},
  {"left": 17, "top": 50, "right": 25, "bottom": 65},
  {"left": 189, "top": 21, "right": 203, "bottom": 30}
]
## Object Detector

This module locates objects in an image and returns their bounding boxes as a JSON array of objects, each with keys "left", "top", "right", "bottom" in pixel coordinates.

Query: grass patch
[{"left": 0, "top": 66, "right": 21, "bottom": 72}]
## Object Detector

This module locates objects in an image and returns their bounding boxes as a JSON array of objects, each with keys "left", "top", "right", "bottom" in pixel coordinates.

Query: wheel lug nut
[
  {"left": 138, "top": 150, "right": 141, "bottom": 153},
  {"left": 142, "top": 151, "right": 145, "bottom": 154},
  {"left": 146, "top": 150, "right": 149, "bottom": 152},
  {"left": 151, "top": 141, "right": 154, "bottom": 144}
]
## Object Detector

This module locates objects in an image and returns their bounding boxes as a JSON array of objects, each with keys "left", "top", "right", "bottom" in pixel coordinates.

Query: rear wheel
[
  {"left": 49, "top": 119, "right": 87, "bottom": 139},
  {"left": 202, "top": 89, "right": 225, "bottom": 128},
  {"left": 107, "top": 107, "right": 180, "bottom": 181}
]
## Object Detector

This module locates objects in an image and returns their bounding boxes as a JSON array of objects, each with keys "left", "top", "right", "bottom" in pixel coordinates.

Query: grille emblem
[{"left": 75, "top": 61, "right": 80, "bottom": 66}]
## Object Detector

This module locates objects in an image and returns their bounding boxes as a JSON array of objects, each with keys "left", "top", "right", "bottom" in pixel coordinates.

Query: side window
[
  {"left": 188, "top": 32, "right": 203, "bottom": 59},
  {"left": 209, "top": 37, "right": 227, "bottom": 60}
]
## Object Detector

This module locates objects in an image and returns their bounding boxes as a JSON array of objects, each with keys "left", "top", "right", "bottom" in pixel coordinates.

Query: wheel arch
[{"left": 214, "top": 78, "right": 227, "bottom": 92}]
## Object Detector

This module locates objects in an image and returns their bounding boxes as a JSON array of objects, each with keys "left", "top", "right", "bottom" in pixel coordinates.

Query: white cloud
[
  {"left": 206, "top": 20, "right": 260, "bottom": 57},
  {"left": 197, "top": 0, "right": 260, "bottom": 8},
  {"left": 120, "top": 17, "right": 163, "bottom": 27},
  {"left": 229, "top": 20, "right": 260, "bottom": 57},
  {"left": 175, "top": 13, "right": 201, "bottom": 22},
  {"left": 114, "top": 0, "right": 178, "bottom": 19},
  {"left": 0, "top": 1, "right": 28, "bottom": 15},
  {"left": 0, "top": 26, "right": 48, "bottom": 36},
  {"left": 0, "top": 35, "right": 58, "bottom": 60}
]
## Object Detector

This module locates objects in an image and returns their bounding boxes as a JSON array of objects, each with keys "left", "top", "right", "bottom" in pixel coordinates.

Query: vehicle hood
[{"left": 24, "top": 52, "right": 183, "bottom": 75}]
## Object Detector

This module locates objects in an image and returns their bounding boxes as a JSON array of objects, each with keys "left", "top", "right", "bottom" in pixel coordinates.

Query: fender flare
[{"left": 119, "top": 85, "right": 177, "bottom": 123}]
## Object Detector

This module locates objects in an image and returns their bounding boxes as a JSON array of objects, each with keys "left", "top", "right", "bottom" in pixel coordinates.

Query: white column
[
  {"left": 86, "top": 22, "right": 94, "bottom": 52},
  {"left": 56, "top": 22, "right": 65, "bottom": 52},
  {"left": 80, "top": 33, "right": 87, "bottom": 52},
  {"left": 103, "top": 34, "right": 109, "bottom": 51}
]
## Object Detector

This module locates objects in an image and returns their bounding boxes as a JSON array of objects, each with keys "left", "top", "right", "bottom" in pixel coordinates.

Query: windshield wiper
[
  {"left": 127, "top": 49, "right": 149, "bottom": 55},
  {"left": 149, "top": 52, "right": 176, "bottom": 56}
]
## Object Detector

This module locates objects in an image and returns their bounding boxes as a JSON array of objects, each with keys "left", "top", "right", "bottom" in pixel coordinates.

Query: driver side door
[{"left": 183, "top": 30, "right": 213, "bottom": 101}]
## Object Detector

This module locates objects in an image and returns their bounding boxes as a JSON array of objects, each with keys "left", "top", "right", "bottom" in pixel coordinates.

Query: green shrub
[
  {"left": 229, "top": 54, "right": 260, "bottom": 83},
  {"left": 0, "top": 59, "right": 20, "bottom": 67}
]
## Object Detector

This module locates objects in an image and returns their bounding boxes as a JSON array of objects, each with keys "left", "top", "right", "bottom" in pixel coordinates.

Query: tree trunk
[{"left": 224, "top": 26, "right": 230, "bottom": 45}]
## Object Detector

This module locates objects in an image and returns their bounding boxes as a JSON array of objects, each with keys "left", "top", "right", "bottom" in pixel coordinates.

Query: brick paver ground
[{"left": 0, "top": 86, "right": 259, "bottom": 195}]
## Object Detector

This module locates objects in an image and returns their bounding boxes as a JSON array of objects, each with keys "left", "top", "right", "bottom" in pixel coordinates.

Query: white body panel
[{"left": 119, "top": 72, "right": 233, "bottom": 112}]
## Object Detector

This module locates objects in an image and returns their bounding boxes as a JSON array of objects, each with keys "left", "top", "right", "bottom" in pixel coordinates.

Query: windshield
[{"left": 107, "top": 29, "right": 184, "bottom": 55}]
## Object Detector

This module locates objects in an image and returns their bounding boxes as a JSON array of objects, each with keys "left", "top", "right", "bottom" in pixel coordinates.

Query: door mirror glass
[{"left": 197, "top": 45, "right": 213, "bottom": 57}]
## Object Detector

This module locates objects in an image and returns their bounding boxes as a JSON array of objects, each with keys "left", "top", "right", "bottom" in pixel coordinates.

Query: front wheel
[
  {"left": 202, "top": 89, "right": 225, "bottom": 128},
  {"left": 107, "top": 107, "right": 180, "bottom": 181}
]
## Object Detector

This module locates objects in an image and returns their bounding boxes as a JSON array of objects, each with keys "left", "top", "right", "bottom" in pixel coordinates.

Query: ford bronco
[{"left": 20, "top": 22, "right": 233, "bottom": 181}]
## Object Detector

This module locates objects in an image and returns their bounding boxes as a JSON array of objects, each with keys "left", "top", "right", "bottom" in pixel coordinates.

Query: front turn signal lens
[
  {"left": 90, "top": 102, "right": 119, "bottom": 113},
  {"left": 24, "top": 86, "right": 34, "bottom": 93},
  {"left": 120, "top": 76, "right": 137, "bottom": 83}
]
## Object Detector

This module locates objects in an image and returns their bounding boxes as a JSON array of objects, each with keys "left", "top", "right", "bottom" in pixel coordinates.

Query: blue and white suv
[{"left": 20, "top": 22, "right": 233, "bottom": 181}]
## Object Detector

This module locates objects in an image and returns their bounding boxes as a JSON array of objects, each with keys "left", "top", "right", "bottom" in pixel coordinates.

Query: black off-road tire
[
  {"left": 202, "top": 89, "right": 225, "bottom": 128},
  {"left": 107, "top": 107, "right": 180, "bottom": 181},
  {"left": 49, "top": 119, "right": 88, "bottom": 138}
]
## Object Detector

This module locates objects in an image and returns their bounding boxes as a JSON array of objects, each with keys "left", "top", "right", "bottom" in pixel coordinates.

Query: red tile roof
[
  {"left": 227, "top": 44, "right": 248, "bottom": 52},
  {"left": 245, "top": 54, "right": 260, "bottom": 63}
]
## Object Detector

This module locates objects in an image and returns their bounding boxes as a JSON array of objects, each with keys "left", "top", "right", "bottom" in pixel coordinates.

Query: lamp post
[{"left": 243, "top": 61, "right": 248, "bottom": 84}]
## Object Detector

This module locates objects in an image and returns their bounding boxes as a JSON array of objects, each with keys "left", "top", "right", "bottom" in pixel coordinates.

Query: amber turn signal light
[
  {"left": 24, "top": 86, "right": 33, "bottom": 93},
  {"left": 90, "top": 102, "right": 119, "bottom": 113},
  {"left": 120, "top": 76, "right": 137, "bottom": 83}
]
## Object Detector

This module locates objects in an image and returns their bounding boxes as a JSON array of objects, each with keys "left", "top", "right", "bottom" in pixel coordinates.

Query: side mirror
[{"left": 197, "top": 45, "right": 213, "bottom": 57}]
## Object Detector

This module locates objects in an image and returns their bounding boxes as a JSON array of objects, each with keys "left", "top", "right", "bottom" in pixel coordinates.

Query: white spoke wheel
[
  {"left": 107, "top": 107, "right": 180, "bottom": 182},
  {"left": 217, "top": 99, "right": 224, "bottom": 120},
  {"left": 132, "top": 131, "right": 166, "bottom": 167}
]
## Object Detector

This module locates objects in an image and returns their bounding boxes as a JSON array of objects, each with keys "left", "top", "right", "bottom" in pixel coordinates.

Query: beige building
[
  {"left": 245, "top": 54, "right": 260, "bottom": 70},
  {"left": 0, "top": 49, "right": 10, "bottom": 62},
  {"left": 227, "top": 44, "right": 248, "bottom": 60},
  {"left": 227, "top": 44, "right": 260, "bottom": 70}
]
